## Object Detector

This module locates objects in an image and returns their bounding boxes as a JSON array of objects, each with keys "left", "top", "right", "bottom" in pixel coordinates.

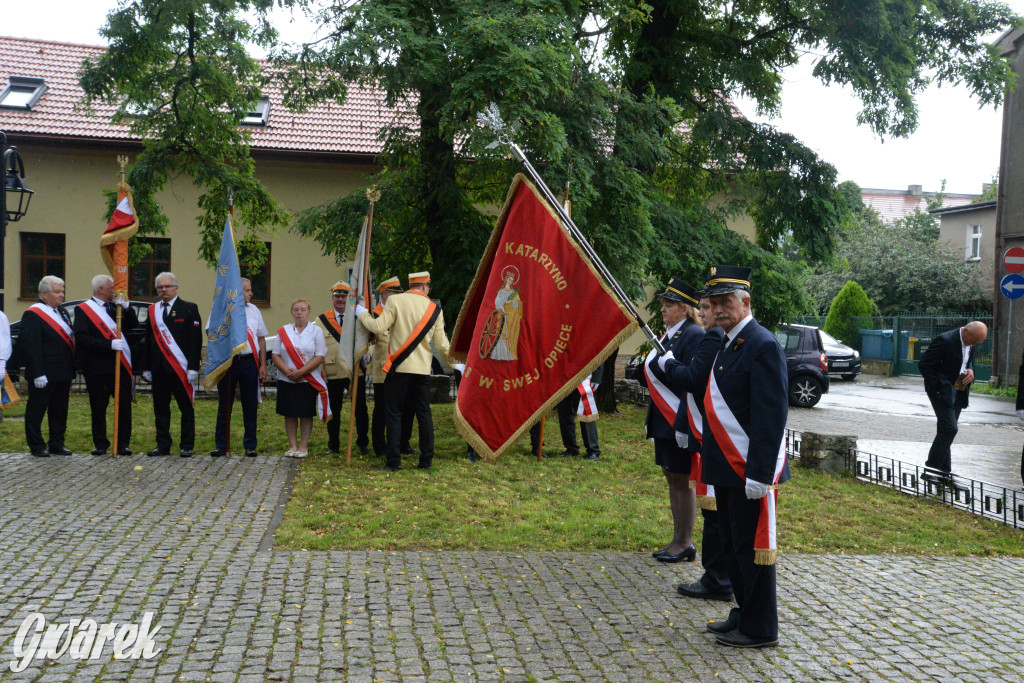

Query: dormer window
[
  {"left": 241, "top": 97, "right": 270, "bottom": 126},
  {"left": 0, "top": 77, "right": 47, "bottom": 110}
]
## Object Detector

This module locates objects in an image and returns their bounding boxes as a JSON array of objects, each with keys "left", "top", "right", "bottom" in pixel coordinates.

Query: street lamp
[{"left": 1, "top": 131, "right": 36, "bottom": 310}]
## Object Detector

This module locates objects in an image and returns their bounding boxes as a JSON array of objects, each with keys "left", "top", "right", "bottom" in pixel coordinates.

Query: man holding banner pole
[{"left": 75, "top": 274, "right": 137, "bottom": 456}]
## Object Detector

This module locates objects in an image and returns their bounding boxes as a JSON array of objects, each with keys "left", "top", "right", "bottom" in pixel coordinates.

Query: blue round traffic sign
[{"left": 1001, "top": 273, "right": 1024, "bottom": 299}]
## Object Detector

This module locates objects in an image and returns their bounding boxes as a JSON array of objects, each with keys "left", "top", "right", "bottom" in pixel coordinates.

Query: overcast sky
[{"left": 4, "top": 0, "right": 1022, "bottom": 195}]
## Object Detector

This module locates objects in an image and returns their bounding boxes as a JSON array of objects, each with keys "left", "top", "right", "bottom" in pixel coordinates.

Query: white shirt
[
  {"left": 958, "top": 328, "right": 971, "bottom": 376},
  {"left": 159, "top": 296, "right": 178, "bottom": 319},
  {"left": 725, "top": 314, "right": 754, "bottom": 344},
  {"left": 274, "top": 323, "right": 326, "bottom": 383},
  {"left": 0, "top": 311, "right": 11, "bottom": 373}
]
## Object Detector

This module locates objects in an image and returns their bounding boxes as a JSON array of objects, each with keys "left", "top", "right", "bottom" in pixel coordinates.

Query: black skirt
[{"left": 276, "top": 380, "right": 318, "bottom": 418}]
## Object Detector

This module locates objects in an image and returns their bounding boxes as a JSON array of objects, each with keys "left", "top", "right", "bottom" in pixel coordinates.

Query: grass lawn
[{"left": 2, "top": 391, "right": 1022, "bottom": 556}]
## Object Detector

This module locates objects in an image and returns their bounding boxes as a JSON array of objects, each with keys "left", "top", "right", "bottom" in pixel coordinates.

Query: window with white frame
[
  {"left": 241, "top": 97, "right": 270, "bottom": 126},
  {"left": 967, "top": 225, "right": 982, "bottom": 261},
  {"left": 0, "top": 77, "right": 47, "bottom": 110}
]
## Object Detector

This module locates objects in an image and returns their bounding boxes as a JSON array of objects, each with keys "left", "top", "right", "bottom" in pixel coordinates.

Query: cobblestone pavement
[{"left": 2, "top": 452, "right": 1024, "bottom": 681}]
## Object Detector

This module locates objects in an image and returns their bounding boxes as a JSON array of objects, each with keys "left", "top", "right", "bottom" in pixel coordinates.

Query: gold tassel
[
  {"left": 696, "top": 495, "right": 717, "bottom": 511},
  {"left": 754, "top": 548, "right": 778, "bottom": 566},
  {"left": 688, "top": 479, "right": 697, "bottom": 489}
]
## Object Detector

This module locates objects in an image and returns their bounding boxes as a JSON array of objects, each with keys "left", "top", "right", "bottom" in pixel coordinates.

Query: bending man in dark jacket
[{"left": 917, "top": 321, "right": 988, "bottom": 482}]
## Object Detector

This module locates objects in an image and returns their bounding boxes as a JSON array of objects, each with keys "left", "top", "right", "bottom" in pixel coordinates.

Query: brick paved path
[{"left": 2, "top": 453, "right": 1023, "bottom": 681}]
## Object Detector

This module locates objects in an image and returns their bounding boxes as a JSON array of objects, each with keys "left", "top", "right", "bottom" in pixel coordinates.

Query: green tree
[
  {"left": 824, "top": 281, "right": 877, "bottom": 346},
  {"left": 79, "top": 0, "right": 1020, "bottom": 324}
]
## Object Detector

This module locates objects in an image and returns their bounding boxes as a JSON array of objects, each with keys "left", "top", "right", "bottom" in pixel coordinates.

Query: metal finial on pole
[{"left": 476, "top": 103, "right": 666, "bottom": 355}]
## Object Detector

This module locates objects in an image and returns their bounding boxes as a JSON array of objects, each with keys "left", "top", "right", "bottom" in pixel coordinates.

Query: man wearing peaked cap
[
  {"left": 357, "top": 271, "right": 452, "bottom": 471},
  {"left": 314, "top": 281, "right": 369, "bottom": 455},
  {"left": 641, "top": 277, "right": 705, "bottom": 564},
  {"left": 367, "top": 277, "right": 414, "bottom": 458},
  {"left": 658, "top": 264, "right": 790, "bottom": 648}
]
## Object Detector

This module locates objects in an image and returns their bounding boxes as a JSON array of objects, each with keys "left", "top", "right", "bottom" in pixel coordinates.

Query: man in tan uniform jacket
[
  {"left": 313, "top": 281, "right": 369, "bottom": 455},
  {"left": 357, "top": 271, "right": 451, "bottom": 471},
  {"left": 367, "top": 277, "right": 412, "bottom": 458}
]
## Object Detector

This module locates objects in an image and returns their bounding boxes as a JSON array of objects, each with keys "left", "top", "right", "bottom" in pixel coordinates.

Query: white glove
[
  {"left": 454, "top": 363, "right": 466, "bottom": 373},
  {"left": 658, "top": 350, "right": 675, "bottom": 371},
  {"left": 354, "top": 304, "right": 368, "bottom": 317},
  {"left": 110, "top": 338, "right": 126, "bottom": 352},
  {"left": 0, "top": 371, "right": 4, "bottom": 384},
  {"left": 142, "top": 371, "right": 152, "bottom": 382},
  {"left": 745, "top": 479, "right": 771, "bottom": 500},
  {"left": 34, "top": 375, "right": 48, "bottom": 389},
  {"left": 187, "top": 370, "right": 199, "bottom": 383},
  {"left": 114, "top": 294, "right": 129, "bottom": 309},
  {"left": 361, "top": 353, "right": 372, "bottom": 365},
  {"left": 1017, "top": 409, "right": 1024, "bottom": 421},
  {"left": 674, "top": 431, "right": 688, "bottom": 448}
]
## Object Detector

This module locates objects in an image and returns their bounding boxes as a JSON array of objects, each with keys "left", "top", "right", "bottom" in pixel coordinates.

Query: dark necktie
[
  {"left": 106, "top": 302, "right": 116, "bottom": 317},
  {"left": 720, "top": 334, "right": 730, "bottom": 352},
  {"left": 163, "top": 303, "right": 171, "bottom": 324}
]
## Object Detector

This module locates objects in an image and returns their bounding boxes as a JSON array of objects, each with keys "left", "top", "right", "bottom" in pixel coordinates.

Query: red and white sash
[
  {"left": 277, "top": 325, "right": 331, "bottom": 422},
  {"left": 576, "top": 375, "right": 598, "bottom": 422},
  {"left": 28, "top": 303, "right": 74, "bottom": 352},
  {"left": 686, "top": 392, "right": 717, "bottom": 508},
  {"left": 704, "top": 361, "right": 786, "bottom": 564},
  {"left": 78, "top": 300, "right": 133, "bottom": 391},
  {"left": 644, "top": 331, "right": 680, "bottom": 428},
  {"left": 149, "top": 304, "right": 194, "bottom": 403},
  {"left": 246, "top": 325, "right": 263, "bottom": 405}
]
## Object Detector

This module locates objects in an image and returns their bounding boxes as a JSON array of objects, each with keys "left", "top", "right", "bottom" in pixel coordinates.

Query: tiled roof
[
  {"left": 861, "top": 188, "right": 980, "bottom": 224},
  {"left": 0, "top": 36, "right": 414, "bottom": 156}
]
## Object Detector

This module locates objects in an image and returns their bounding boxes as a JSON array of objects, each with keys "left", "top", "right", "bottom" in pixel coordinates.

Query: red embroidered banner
[{"left": 451, "top": 174, "right": 637, "bottom": 460}]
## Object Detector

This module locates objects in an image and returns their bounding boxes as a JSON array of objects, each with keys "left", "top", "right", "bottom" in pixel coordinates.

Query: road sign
[
  {"left": 1005, "top": 247, "right": 1024, "bottom": 273},
  {"left": 1000, "top": 273, "right": 1024, "bottom": 299}
]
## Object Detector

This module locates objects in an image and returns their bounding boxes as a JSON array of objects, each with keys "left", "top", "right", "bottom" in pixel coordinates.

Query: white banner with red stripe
[
  {"left": 246, "top": 326, "right": 263, "bottom": 405},
  {"left": 149, "top": 304, "right": 194, "bottom": 402},
  {"left": 643, "top": 331, "right": 680, "bottom": 429},
  {"left": 79, "top": 300, "right": 133, "bottom": 395},
  {"left": 277, "top": 325, "right": 331, "bottom": 422}
]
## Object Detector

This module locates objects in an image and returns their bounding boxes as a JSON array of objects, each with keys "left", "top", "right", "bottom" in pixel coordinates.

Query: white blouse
[{"left": 274, "top": 323, "right": 327, "bottom": 383}]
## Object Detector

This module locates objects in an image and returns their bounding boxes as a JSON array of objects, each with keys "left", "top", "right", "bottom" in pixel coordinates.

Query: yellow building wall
[{"left": 4, "top": 143, "right": 371, "bottom": 333}]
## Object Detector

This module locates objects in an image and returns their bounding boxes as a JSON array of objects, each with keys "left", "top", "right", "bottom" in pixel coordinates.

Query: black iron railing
[{"left": 786, "top": 428, "right": 1024, "bottom": 530}]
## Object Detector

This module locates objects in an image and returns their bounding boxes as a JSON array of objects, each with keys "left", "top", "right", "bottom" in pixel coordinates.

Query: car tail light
[{"left": 820, "top": 353, "right": 828, "bottom": 372}]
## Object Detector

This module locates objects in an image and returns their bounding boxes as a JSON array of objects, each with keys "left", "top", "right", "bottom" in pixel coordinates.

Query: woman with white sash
[{"left": 272, "top": 299, "right": 327, "bottom": 458}]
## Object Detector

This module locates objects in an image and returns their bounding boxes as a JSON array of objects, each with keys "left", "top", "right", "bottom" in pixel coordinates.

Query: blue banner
[{"left": 203, "top": 218, "right": 248, "bottom": 389}]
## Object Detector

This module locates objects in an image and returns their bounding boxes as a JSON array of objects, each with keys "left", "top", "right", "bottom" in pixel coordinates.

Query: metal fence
[
  {"left": 786, "top": 429, "right": 1024, "bottom": 529},
  {"left": 795, "top": 313, "right": 993, "bottom": 380}
]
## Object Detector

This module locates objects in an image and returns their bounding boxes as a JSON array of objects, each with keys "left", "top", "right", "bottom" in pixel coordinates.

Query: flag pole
[
  {"left": 111, "top": 156, "right": 127, "bottom": 457},
  {"left": 346, "top": 187, "right": 378, "bottom": 465},
  {"left": 225, "top": 188, "right": 235, "bottom": 455},
  {"left": 477, "top": 104, "right": 665, "bottom": 354}
]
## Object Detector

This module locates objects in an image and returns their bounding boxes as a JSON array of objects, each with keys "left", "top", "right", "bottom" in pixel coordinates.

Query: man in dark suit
[
  {"left": 641, "top": 277, "right": 705, "bottom": 563},
  {"left": 19, "top": 275, "right": 76, "bottom": 457},
  {"left": 918, "top": 321, "right": 988, "bottom": 482},
  {"left": 74, "top": 274, "right": 138, "bottom": 456},
  {"left": 660, "top": 265, "right": 789, "bottom": 649},
  {"left": 142, "top": 272, "right": 202, "bottom": 457}
]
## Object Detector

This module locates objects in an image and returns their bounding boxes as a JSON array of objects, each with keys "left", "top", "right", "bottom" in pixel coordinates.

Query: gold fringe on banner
[
  {"left": 754, "top": 548, "right": 778, "bottom": 566},
  {"left": 696, "top": 495, "right": 717, "bottom": 511}
]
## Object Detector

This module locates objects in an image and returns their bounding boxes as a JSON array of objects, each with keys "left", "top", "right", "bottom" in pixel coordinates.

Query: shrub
[{"left": 824, "top": 280, "right": 876, "bottom": 345}]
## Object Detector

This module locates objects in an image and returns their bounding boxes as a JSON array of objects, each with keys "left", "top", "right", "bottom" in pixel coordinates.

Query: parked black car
[
  {"left": 774, "top": 323, "right": 830, "bottom": 408},
  {"left": 818, "top": 328, "right": 862, "bottom": 380}
]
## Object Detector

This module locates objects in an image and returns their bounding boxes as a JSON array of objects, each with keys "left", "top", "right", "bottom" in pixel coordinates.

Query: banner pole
[
  {"left": 112, "top": 304, "right": 122, "bottom": 457},
  {"left": 508, "top": 143, "right": 665, "bottom": 355}
]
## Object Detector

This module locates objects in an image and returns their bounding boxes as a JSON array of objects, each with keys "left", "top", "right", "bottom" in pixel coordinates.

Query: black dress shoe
[
  {"left": 147, "top": 448, "right": 170, "bottom": 457},
  {"left": 50, "top": 447, "right": 73, "bottom": 456},
  {"left": 245, "top": 449, "right": 258, "bottom": 457},
  {"left": 417, "top": 463, "right": 432, "bottom": 470},
  {"left": 358, "top": 446, "right": 369, "bottom": 455},
  {"left": 117, "top": 448, "right": 133, "bottom": 456},
  {"left": 651, "top": 547, "right": 670, "bottom": 558},
  {"left": 583, "top": 454, "right": 599, "bottom": 461},
  {"left": 715, "top": 630, "right": 777, "bottom": 648},
  {"left": 677, "top": 581, "right": 734, "bottom": 602},
  {"left": 707, "top": 619, "right": 738, "bottom": 634},
  {"left": 31, "top": 450, "right": 50, "bottom": 457},
  {"left": 91, "top": 448, "right": 107, "bottom": 456},
  {"left": 325, "top": 447, "right": 339, "bottom": 456},
  {"left": 559, "top": 451, "right": 578, "bottom": 458},
  {"left": 180, "top": 450, "right": 194, "bottom": 458},
  {"left": 210, "top": 448, "right": 227, "bottom": 457},
  {"left": 374, "top": 465, "right": 401, "bottom": 472},
  {"left": 923, "top": 470, "right": 953, "bottom": 486},
  {"left": 655, "top": 544, "right": 697, "bottom": 563},
  {"left": 466, "top": 452, "right": 480, "bottom": 462},
  {"left": 401, "top": 448, "right": 420, "bottom": 456}
]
